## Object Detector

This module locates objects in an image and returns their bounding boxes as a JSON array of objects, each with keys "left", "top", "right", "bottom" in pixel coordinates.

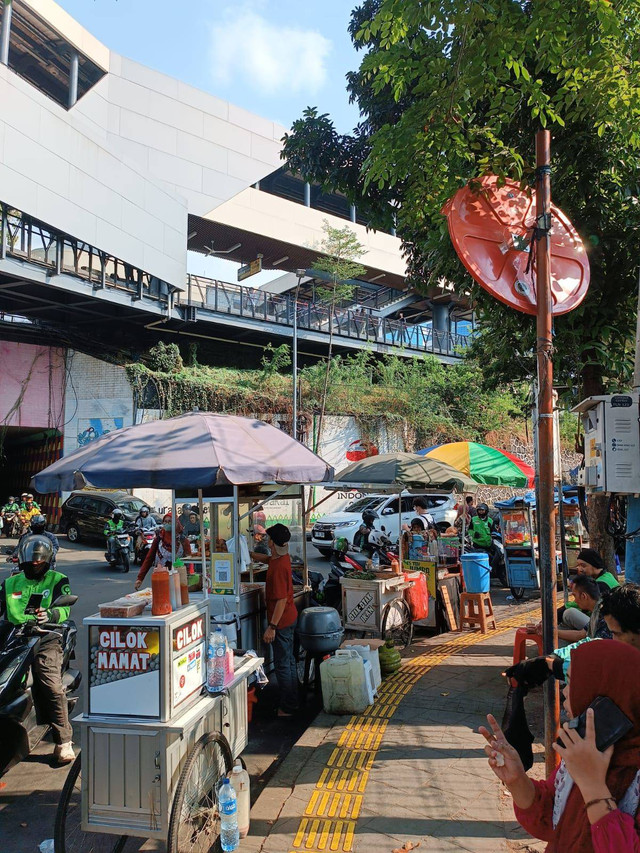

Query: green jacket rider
[{"left": 468, "top": 503, "right": 494, "bottom": 549}]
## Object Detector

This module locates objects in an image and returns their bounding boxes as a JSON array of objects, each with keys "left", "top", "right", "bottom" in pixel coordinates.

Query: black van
[{"left": 59, "top": 490, "right": 151, "bottom": 543}]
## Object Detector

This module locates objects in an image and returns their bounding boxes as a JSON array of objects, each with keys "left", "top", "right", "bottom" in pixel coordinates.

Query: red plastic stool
[{"left": 512, "top": 627, "right": 544, "bottom": 666}]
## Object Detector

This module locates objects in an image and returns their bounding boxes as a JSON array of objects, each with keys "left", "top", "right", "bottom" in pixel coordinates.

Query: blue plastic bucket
[{"left": 460, "top": 552, "right": 491, "bottom": 593}]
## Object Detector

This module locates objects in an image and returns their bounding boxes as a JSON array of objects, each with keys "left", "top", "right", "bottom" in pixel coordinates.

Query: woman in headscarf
[
  {"left": 134, "top": 512, "right": 191, "bottom": 590},
  {"left": 481, "top": 640, "right": 640, "bottom": 851}
]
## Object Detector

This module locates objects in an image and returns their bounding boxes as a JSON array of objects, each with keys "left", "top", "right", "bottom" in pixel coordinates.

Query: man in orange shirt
[{"left": 250, "top": 523, "right": 299, "bottom": 716}]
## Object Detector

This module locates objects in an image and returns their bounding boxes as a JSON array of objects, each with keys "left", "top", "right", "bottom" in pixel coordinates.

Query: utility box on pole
[{"left": 572, "top": 394, "right": 640, "bottom": 494}]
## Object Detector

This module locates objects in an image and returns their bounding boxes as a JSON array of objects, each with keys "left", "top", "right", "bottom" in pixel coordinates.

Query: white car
[{"left": 311, "top": 493, "right": 457, "bottom": 556}]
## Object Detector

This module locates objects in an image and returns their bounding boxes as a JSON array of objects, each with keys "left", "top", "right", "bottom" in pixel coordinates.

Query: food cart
[
  {"left": 31, "top": 412, "right": 334, "bottom": 853},
  {"left": 55, "top": 600, "right": 262, "bottom": 852},
  {"left": 556, "top": 499, "right": 585, "bottom": 571},
  {"left": 340, "top": 572, "right": 413, "bottom": 647},
  {"left": 172, "top": 483, "right": 312, "bottom": 669},
  {"left": 499, "top": 498, "right": 540, "bottom": 598}
]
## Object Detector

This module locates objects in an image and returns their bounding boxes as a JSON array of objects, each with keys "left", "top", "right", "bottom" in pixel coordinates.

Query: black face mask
[{"left": 22, "top": 561, "right": 48, "bottom": 581}]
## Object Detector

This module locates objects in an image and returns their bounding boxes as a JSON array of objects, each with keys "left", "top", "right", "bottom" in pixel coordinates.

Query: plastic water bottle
[
  {"left": 232, "top": 762, "right": 251, "bottom": 838},
  {"left": 218, "top": 777, "right": 239, "bottom": 851},
  {"left": 206, "top": 629, "right": 227, "bottom": 692},
  {"left": 371, "top": 551, "right": 380, "bottom": 570}
]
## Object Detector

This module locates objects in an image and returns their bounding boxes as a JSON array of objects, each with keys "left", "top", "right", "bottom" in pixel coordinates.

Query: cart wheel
[
  {"left": 510, "top": 586, "right": 526, "bottom": 600},
  {"left": 54, "top": 754, "right": 130, "bottom": 853},
  {"left": 167, "top": 732, "right": 233, "bottom": 853},
  {"left": 381, "top": 599, "right": 413, "bottom": 649}
]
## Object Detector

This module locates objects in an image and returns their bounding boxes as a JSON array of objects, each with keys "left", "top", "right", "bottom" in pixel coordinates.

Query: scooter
[
  {"left": 134, "top": 525, "right": 157, "bottom": 565},
  {"left": 105, "top": 524, "right": 135, "bottom": 573},
  {"left": 0, "top": 595, "right": 80, "bottom": 776},
  {"left": 1, "top": 512, "right": 21, "bottom": 538}
]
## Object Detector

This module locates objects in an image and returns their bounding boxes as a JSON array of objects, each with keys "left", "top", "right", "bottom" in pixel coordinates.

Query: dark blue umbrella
[{"left": 32, "top": 412, "right": 333, "bottom": 492}]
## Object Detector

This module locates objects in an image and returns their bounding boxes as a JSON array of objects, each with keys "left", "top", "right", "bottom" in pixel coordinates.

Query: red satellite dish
[{"left": 442, "top": 176, "right": 590, "bottom": 315}]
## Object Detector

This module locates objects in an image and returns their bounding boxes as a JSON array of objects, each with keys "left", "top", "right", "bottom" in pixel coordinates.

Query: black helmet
[
  {"left": 477, "top": 503, "right": 489, "bottom": 518},
  {"left": 30, "top": 514, "right": 47, "bottom": 534},
  {"left": 362, "top": 509, "right": 379, "bottom": 526},
  {"left": 18, "top": 534, "right": 54, "bottom": 579},
  {"left": 112, "top": 508, "right": 123, "bottom": 519}
]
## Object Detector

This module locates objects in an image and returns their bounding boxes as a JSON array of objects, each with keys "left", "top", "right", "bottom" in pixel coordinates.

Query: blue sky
[{"left": 57, "top": 0, "right": 362, "bottom": 134}]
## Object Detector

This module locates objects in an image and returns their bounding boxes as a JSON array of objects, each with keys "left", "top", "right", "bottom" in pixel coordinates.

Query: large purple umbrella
[{"left": 32, "top": 412, "right": 333, "bottom": 492}]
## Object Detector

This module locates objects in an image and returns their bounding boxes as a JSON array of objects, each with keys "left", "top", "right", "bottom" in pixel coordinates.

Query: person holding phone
[
  {"left": 0, "top": 535, "right": 75, "bottom": 764},
  {"left": 481, "top": 640, "right": 640, "bottom": 851}
]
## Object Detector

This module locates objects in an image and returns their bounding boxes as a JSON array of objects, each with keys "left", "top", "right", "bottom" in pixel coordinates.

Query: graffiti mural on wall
[{"left": 77, "top": 418, "right": 124, "bottom": 447}]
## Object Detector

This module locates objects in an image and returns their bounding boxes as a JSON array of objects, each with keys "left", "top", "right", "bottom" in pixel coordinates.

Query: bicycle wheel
[
  {"left": 510, "top": 586, "right": 526, "bottom": 600},
  {"left": 167, "top": 732, "right": 233, "bottom": 853},
  {"left": 381, "top": 598, "right": 413, "bottom": 649},
  {"left": 54, "top": 754, "right": 130, "bottom": 853}
]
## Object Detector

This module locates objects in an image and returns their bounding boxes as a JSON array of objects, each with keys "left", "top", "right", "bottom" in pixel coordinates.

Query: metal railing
[
  {"left": 0, "top": 203, "right": 171, "bottom": 304},
  {"left": 0, "top": 203, "right": 469, "bottom": 358},
  {"left": 185, "top": 276, "right": 469, "bottom": 357}
]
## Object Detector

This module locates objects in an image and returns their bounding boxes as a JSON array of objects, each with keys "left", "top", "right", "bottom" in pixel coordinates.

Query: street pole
[
  {"left": 625, "top": 269, "right": 640, "bottom": 584},
  {"left": 535, "top": 130, "right": 560, "bottom": 774},
  {"left": 292, "top": 269, "right": 306, "bottom": 440}
]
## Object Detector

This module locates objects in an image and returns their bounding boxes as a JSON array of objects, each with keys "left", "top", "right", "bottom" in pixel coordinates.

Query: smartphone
[
  {"left": 24, "top": 592, "right": 44, "bottom": 616},
  {"left": 565, "top": 696, "right": 633, "bottom": 752}
]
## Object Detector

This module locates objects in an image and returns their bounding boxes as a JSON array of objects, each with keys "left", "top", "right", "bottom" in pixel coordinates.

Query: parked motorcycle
[
  {"left": 105, "top": 523, "right": 135, "bottom": 573},
  {"left": 0, "top": 594, "right": 80, "bottom": 776},
  {"left": 134, "top": 525, "right": 157, "bottom": 565}
]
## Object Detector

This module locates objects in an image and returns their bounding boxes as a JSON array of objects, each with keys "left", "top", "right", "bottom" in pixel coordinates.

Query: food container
[{"left": 98, "top": 599, "right": 147, "bottom": 619}]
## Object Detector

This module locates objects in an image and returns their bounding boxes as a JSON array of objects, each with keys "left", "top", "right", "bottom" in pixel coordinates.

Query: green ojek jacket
[{"left": 0, "top": 569, "right": 72, "bottom": 625}]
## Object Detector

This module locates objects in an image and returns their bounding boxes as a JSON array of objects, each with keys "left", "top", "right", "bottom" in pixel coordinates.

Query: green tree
[
  {"left": 312, "top": 221, "right": 366, "bottom": 444},
  {"left": 282, "top": 0, "right": 640, "bottom": 561}
]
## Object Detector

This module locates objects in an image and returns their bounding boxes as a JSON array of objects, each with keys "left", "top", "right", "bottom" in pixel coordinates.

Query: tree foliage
[
  {"left": 282, "top": 0, "right": 640, "bottom": 399},
  {"left": 311, "top": 221, "right": 367, "bottom": 441}
]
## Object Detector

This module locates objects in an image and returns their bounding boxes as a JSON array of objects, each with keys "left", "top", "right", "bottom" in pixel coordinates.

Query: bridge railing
[
  {"left": 185, "top": 275, "right": 469, "bottom": 357},
  {"left": 0, "top": 204, "right": 171, "bottom": 303}
]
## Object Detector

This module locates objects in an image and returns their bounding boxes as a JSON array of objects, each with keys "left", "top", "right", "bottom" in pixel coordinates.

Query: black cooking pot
[{"left": 297, "top": 606, "right": 344, "bottom": 655}]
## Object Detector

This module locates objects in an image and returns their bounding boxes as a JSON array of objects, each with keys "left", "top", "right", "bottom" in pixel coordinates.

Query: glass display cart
[{"left": 500, "top": 502, "right": 539, "bottom": 598}]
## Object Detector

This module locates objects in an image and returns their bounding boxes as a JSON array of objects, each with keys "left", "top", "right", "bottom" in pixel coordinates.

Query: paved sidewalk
[{"left": 241, "top": 605, "right": 547, "bottom": 853}]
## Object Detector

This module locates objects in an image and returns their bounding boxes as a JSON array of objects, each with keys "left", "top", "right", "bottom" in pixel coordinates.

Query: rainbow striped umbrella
[{"left": 417, "top": 442, "right": 535, "bottom": 488}]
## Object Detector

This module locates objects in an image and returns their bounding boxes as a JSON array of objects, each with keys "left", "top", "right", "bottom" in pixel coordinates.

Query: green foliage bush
[{"left": 126, "top": 348, "right": 530, "bottom": 448}]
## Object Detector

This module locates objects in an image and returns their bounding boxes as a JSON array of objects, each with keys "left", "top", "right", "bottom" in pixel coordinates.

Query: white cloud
[{"left": 210, "top": 7, "right": 332, "bottom": 97}]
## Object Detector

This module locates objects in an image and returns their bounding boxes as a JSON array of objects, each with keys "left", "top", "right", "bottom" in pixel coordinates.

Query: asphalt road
[{"left": 0, "top": 535, "right": 329, "bottom": 853}]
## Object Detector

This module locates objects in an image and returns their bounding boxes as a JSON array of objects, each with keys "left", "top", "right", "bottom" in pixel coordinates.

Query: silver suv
[{"left": 311, "top": 493, "right": 457, "bottom": 556}]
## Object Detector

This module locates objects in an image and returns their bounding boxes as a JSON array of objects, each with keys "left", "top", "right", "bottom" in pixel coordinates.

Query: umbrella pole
[
  {"left": 301, "top": 487, "right": 309, "bottom": 589},
  {"left": 198, "top": 488, "right": 207, "bottom": 599},
  {"left": 398, "top": 488, "right": 403, "bottom": 573}
]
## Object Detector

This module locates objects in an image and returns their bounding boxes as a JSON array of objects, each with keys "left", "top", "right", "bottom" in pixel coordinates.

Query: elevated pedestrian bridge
[{"left": 0, "top": 203, "right": 468, "bottom": 362}]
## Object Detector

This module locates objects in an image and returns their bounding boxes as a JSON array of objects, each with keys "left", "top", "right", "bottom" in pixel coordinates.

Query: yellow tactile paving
[{"left": 289, "top": 607, "right": 536, "bottom": 851}]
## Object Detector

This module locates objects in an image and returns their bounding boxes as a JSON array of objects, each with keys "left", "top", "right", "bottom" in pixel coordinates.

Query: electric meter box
[{"left": 572, "top": 395, "right": 640, "bottom": 494}]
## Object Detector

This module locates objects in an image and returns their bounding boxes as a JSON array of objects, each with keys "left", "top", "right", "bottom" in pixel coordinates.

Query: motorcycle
[
  {"left": 105, "top": 524, "right": 135, "bottom": 573},
  {"left": 0, "top": 594, "right": 80, "bottom": 776},
  {"left": 134, "top": 525, "right": 157, "bottom": 565},
  {"left": 1, "top": 512, "right": 21, "bottom": 538}
]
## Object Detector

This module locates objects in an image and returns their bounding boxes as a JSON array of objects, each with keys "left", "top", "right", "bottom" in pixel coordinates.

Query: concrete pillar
[
  {"left": 432, "top": 303, "right": 450, "bottom": 335},
  {"left": 68, "top": 50, "right": 79, "bottom": 108},
  {"left": 0, "top": 0, "right": 13, "bottom": 67}
]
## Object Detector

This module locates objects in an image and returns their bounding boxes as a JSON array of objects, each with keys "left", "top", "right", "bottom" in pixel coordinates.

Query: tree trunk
[{"left": 581, "top": 356, "right": 616, "bottom": 571}]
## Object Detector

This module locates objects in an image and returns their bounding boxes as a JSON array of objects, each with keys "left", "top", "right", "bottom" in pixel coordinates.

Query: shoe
[{"left": 54, "top": 742, "right": 75, "bottom": 764}]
